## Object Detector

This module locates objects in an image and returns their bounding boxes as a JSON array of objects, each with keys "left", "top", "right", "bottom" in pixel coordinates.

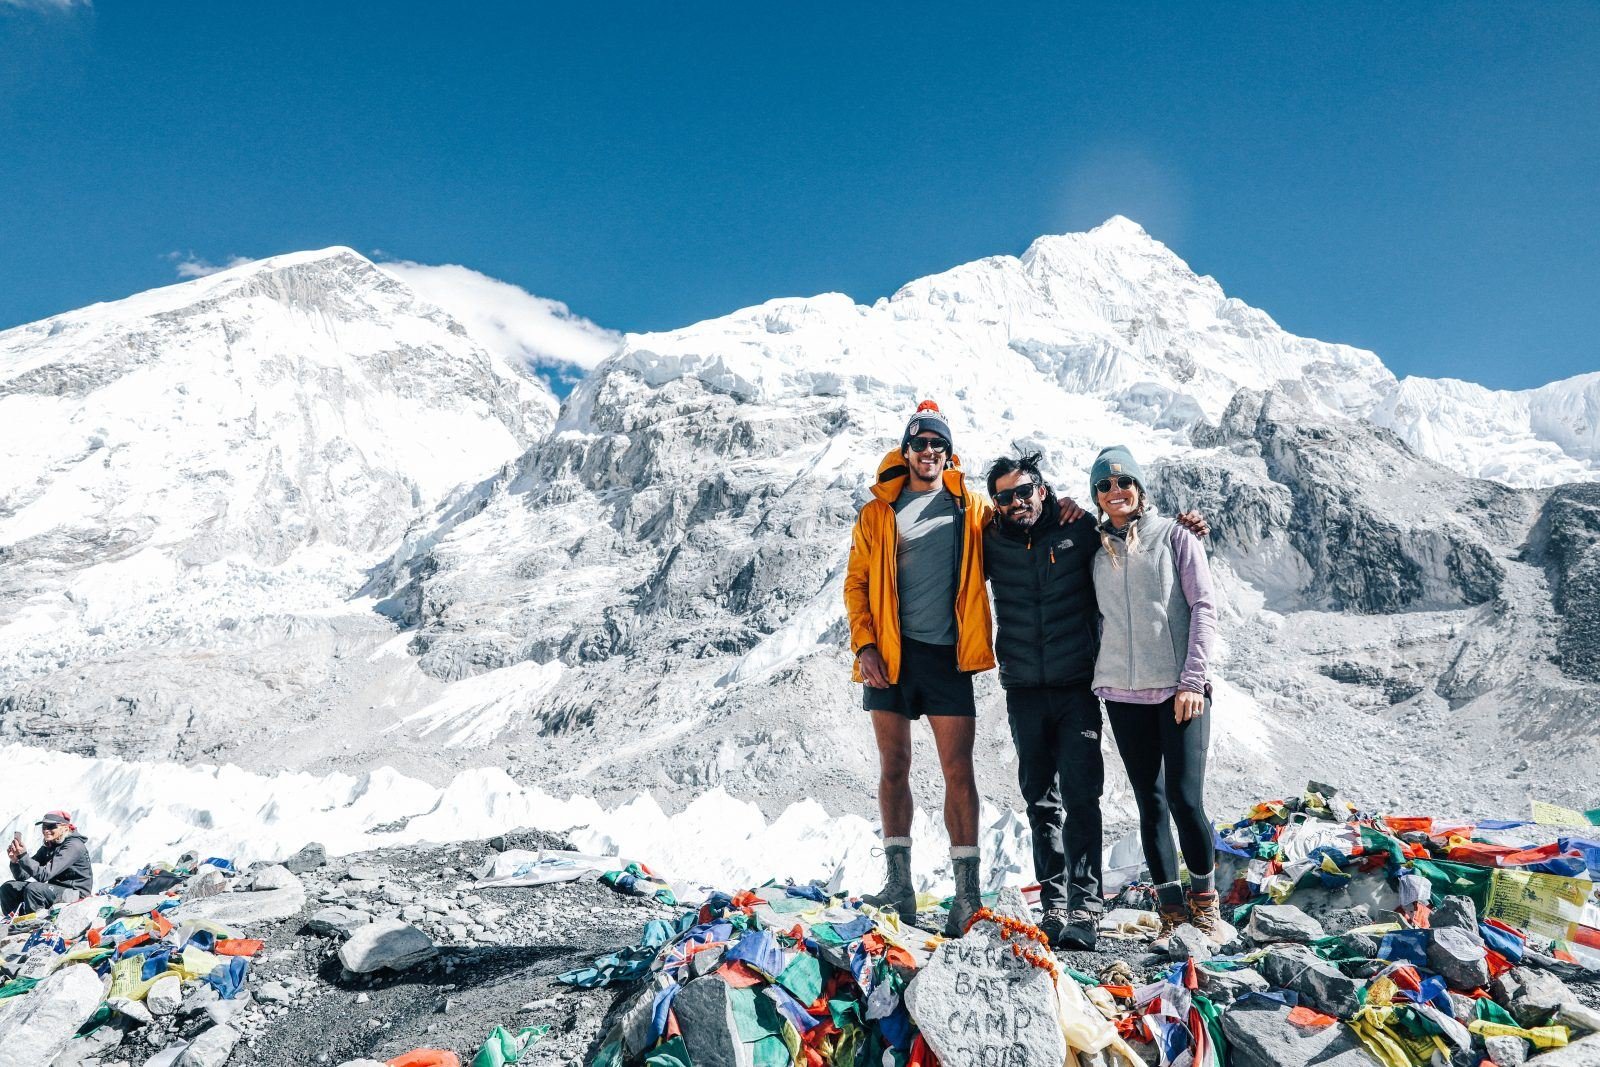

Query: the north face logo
[{"left": 1056, "top": 538, "right": 1074, "bottom": 551}]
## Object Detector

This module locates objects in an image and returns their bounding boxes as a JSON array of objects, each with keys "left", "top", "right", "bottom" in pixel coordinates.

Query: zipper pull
[{"left": 1049, "top": 547, "right": 1055, "bottom": 564}]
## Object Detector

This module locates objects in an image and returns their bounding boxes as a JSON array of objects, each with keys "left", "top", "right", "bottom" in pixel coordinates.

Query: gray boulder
[
  {"left": 1486, "top": 1036, "right": 1530, "bottom": 1067},
  {"left": 105, "top": 996, "right": 153, "bottom": 1027},
  {"left": 1496, "top": 967, "right": 1599, "bottom": 1030},
  {"left": 115, "top": 894, "right": 171, "bottom": 917},
  {"left": 1197, "top": 965, "right": 1270, "bottom": 1006},
  {"left": 1221, "top": 998, "right": 1379, "bottom": 1067},
  {"left": 307, "top": 905, "right": 371, "bottom": 939},
  {"left": 0, "top": 964, "right": 106, "bottom": 1067},
  {"left": 186, "top": 869, "right": 228, "bottom": 900},
  {"left": 1331, "top": 932, "right": 1380, "bottom": 960},
  {"left": 181, "top": 880, "right": 306, "bottom": 926},
  {"left": 1245, "top": 904, "right": 1326, "bottom": 944},
  {"left": 49, "top": 1022, "right": 123, "bottom": 1067},
  {"left": 176, "top": 1023, "right": 241, "bottom": 1067},
  {"left": 246, "top": 863, "right": 300, "bottom": 891},
  {"left": 1426, "top": 925, "right": 1490, "bottom": 990},
  {"left": 1167, "top": 923, "right": 1215, "bottom": 962},
  {"left": 146, "top": 973, "right": 183, "bottom": 1016},
  {"left": 51, "top": 896, "right": 102, "bottom": 940},
  {"left": 1318, "top": 905, "right": 1374, "bottom": 935},
  {"left": 1526, "top": 1035, "right": 1600, "bottom": 1067},
  {"left": 283, "top": 842, "right": 327, "bottom": 873},
  {"left": 1430, "top": 895, "right": 1479, "bottom": 930},
  {"left": 690, "top": 944, "right": 726, "bottom": 978},
  {"left": 338, "top": 918, "right": 437, "bottom": 974},
  {"left": 1258, "top": 944, "right": 1364, "bottom": 1018}
]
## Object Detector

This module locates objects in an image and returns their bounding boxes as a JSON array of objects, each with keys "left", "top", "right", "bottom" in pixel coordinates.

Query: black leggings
[{"left": 1105, "top": 696, "right": 1213, "bottom": 887}]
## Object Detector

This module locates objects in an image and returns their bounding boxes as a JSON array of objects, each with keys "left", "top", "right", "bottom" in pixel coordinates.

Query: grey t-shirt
[{"left": 893, "top": 487, "right": 958, "bottom": 645}]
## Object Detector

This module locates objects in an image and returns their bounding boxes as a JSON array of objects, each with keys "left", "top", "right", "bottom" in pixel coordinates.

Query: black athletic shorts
[{"left": 862, "top": 637, "right": 977, "bottom": 719}]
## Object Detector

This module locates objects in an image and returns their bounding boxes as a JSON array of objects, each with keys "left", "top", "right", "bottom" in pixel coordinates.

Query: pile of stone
[
  {"left": 581, "top": 786, "right": 1600, "bottom": 1067},
  {"left": 0, "top": 849, "right": 309, "bottom": 1067}
]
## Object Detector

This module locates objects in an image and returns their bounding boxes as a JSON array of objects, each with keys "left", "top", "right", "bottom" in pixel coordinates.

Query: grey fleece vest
[{"left": 1091, "top": 515, "right": 1191, "bottom": 692}]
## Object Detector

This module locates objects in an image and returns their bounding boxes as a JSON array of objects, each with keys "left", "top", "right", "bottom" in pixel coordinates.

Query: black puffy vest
[{"left": 982, "top": 500, "right": 1101, "bottom": 690}]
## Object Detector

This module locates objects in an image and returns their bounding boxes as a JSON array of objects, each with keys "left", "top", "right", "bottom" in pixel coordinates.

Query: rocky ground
[
  {"left": 11, "top": 821, "right": 1599, "bottom": 1067},
  {"left": 62, "top": 830, "right": 676, "bottom": 1067}
]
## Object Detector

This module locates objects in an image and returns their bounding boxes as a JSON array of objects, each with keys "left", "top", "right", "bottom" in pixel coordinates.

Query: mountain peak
[{"left": 1090, "top": 214, "right": 1150, "bottom": 239}]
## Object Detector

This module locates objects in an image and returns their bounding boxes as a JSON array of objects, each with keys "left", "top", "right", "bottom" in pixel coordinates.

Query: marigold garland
[{"left": 961, "top": 907, "right": 1060, "bottom": 982}]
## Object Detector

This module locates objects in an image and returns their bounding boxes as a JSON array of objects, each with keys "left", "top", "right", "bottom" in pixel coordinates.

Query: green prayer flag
[
  {"left": 750, "top": 1034, "right": 790, "bottom": 1067},
  {"left": 644, "top": 1036, "right": 691, "bottom": 1067},
  {"left": 777, "top": 953, "right": 823, "bottom": 1004},
  {"left": 1473, "top": 998, "right": 1517, "bottom": 1026},
  {"left": 471, "top": 1025, "right": 548, "bottom": 1067},
  {"left": 828, "top": 995, "right": 863, "bottom": 1030},
  {"left": 1407, "top": 857, "right": 1493, "bottom": 909},
  {"left": 0, "top": 977, "right": 41, "bottom": 1001},
  {"left": 728, "top": 984, "right": 787, "bottom": 1044},
  {"left": 1193, "top": 993, "right": 1228, "bottom": 1063},
  {"left": 1359, "top": 826, "right": 1406, "bottom": 869}
]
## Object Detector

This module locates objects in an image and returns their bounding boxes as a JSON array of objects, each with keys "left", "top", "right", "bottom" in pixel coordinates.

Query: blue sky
[{"left": 1, "top": 1, "right": 1595, "bottom": 390}]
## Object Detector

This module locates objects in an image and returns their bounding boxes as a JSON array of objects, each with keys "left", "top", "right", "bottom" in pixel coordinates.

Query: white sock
[
  {"left": 883, "top": 836, "right": 912, "bottom": 849},
  {"left": 949, "top": 845, "right": 979, "bottom": 860}
]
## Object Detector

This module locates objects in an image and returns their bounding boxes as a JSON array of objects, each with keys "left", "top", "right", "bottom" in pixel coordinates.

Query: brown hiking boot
[
  {"left": 1188, "top": 889, "right": 1232, "bottom": 945},
  {"left": 1151, "top": 901, "right": 1189, "bottom": 952}
]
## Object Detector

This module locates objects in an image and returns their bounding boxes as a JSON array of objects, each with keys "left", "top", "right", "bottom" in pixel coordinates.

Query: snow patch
[{"left": 387, "top": 659, "right": 567, "bottom": 747}]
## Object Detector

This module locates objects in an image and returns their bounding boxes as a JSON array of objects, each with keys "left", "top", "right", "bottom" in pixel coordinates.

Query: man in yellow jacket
[{"left": 843, "top": 400, "right": 995, "bottom": 936}]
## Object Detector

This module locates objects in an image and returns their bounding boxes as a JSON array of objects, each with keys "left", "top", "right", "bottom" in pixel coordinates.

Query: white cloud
[
  {"left": 168, "top": 252, "right": 253, "bottom": 279},
  {"left": 0, "top": 0, "right": 90, "bottom": 10},
  {"left": 378, "top": 260, "right": 620, "bottom": 372}
]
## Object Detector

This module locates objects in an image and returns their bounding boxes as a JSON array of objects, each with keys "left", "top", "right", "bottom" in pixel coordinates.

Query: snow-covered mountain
[
  {"left": 1370, "top": 371, "right": 1600, "bottom": 486},
  {"left": 3, "top": 220, "right": 1598, "bottom": 873},
  {"left": 365, "top": 218, "right": 1599, "bottom": 827},
  {"left": 0, "top": 248, "right": 580, "bottom": 766}
]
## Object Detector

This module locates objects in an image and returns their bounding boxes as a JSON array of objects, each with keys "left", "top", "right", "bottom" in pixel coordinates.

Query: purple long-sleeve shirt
[{"left": 1093, "top": 523, "right": 1217, "bottom": 704}]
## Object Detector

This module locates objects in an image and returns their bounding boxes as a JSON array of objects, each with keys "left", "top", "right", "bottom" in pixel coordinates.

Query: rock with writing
[{"left": 904, "top": 928, "right": 1065, "bottom": 1067}]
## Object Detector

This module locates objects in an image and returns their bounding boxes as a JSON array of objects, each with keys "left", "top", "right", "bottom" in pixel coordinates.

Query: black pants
[
  {"left": 0, "top": 879, "right": 68, "bottom": 915},
  {"left": 1007, "top": 685, "right": 1104, "bottom": 913},
  {"left": 1105, "top": 695, "right": 1214, "bottom": 887}
]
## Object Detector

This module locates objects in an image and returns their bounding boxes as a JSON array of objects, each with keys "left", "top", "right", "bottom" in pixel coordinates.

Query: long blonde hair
[{"left": 1096, "top": 486, "right": 1148, "bottom": 568}]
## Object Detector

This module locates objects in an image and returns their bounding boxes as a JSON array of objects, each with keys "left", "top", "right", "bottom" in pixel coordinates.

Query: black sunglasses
[
  {"left": 1095, "top": 475, "right": 1137, "bottom": 494},
  {"left": 994, "top": 481, "right": 1038, "bottom": 507},
  {"left": 905, "top": 436, "right": 950, "bottom": 454}
]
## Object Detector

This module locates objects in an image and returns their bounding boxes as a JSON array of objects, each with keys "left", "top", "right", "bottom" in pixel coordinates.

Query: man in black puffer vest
[{"left": 984, "top": 452, "right": 1207, "bottom": 950}]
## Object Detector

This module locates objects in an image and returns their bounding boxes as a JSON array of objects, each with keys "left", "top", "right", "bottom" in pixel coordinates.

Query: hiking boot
[
  {"left": 1187, "top": 889, "right": 1229, "bottom": 944},
  {"left": 1041, "top": 906, "right": 1098, "bottom": 951},
  {"left": 1039, "top": 907, "right": 1071, "bottom": 946},
  {"left": 1060, "top": 908, "right": 1099, "bottom": 950},
  {"left": 944, "top": 854, "right": 983, "bottom": 937},
  {"left": 1151, "top": 901, "right": 1189, "bottom": 953},
  {"left": 862, "top": 844, "right": 916, "bottom": 924}
]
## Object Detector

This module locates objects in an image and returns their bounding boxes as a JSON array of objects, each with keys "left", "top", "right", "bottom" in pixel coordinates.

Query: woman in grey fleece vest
[{"left": 1087, "top": 444, "right": 1226, "bottom": 950}]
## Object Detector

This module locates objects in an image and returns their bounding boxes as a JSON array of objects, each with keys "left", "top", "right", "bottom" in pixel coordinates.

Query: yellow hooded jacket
[{"left": 843, "top": 448, "right": 996, "bottom": 684}]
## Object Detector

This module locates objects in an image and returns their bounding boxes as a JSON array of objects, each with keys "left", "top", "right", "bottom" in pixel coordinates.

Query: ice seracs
[{"left": 1370, "top": 370, "right": 1600, "bottom": 487}]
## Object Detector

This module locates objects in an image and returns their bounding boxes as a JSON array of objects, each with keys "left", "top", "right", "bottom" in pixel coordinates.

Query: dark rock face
[
  {"left": 1163, "top": 390, "right": 1517, "bottom": 613},
  {"left": 1531, "top": 483, "right": 1600, "bottom": 683}
]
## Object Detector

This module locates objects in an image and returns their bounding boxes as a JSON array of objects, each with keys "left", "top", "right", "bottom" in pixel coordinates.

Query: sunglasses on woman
[
  {"left": 993, "top": 481, "right": 1038, "bottom": 507},
  {"left": 1095, "top": 475, "right": 1137, "bottom": 494},
  {"left": 905, "top": 436, "right": 950, "bottom": 454}
]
